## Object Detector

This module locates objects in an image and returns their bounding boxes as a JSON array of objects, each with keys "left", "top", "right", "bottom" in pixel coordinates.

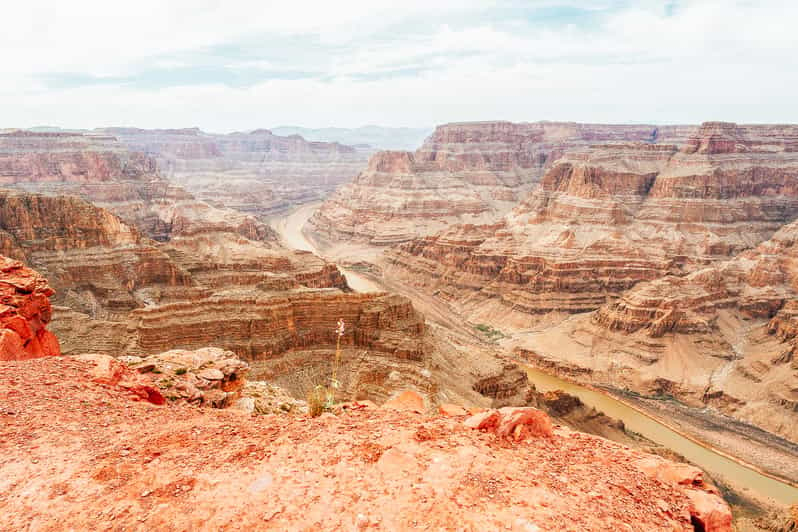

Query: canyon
[
  {"left": 351, "top": 122, "right": 798, "bottom": 448},
  {"left": 2, "top": 118, "right": 797, "bottom": 529},
  {"left": 310, "top": 121, "right": 697, "bottom": 245},
  {"left": 103, "top": 127, "right": 370, "bottom": 216},
  {"left": 0, "top": 256, "right": 740, "bottom": 530}
]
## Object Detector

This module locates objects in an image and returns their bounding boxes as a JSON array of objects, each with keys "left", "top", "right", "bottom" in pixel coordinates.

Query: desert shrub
[{"left": 307, "top": 385, "right": 328, "bottom": 417}]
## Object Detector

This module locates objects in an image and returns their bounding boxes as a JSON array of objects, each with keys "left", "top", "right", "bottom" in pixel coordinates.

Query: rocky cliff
[
  {"left": 582, "top": 218, "right": 798, "bottom": 441},
  {"left": 103, "top": 127, "right": 370, "bottom": 216},
  {"left": 0, "top": 188, "right": 532, "bottom": 408},
  {"left": 385, "top": 122, "right": 798, "bottom": 321},
  {"left": 0, "top": 354, "right": 732, "bottom": 531},
  {"left": 0, "top": 256, "right": 60, "bottom": 360},
  {"left": 310, "top": 121, "right": 696, "bottom": 245},
  {"left": 0, "top": 129, "right": 279, "bottom": 244}
]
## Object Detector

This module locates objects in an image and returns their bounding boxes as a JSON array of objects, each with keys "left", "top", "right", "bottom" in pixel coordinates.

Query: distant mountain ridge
[{"left": 271, "top": 125, "right": 432, "bottom": 151}]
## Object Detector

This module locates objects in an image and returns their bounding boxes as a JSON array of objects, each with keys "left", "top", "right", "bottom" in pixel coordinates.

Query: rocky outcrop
[
  {"left": 310, "top": 121, "right": 696, "bottom": 245},
  {"left": 103, "top": 127, "right": 370, "bottom": 216},
  {"left": 0, "top": 190, "right": 193, "bottom": 314},
  {"left": 0, "top": 256, "right": 60, "bottom": 360},
  {"left": 0, "top": 355, "right": 732, "bottom": 531},
  {"left": 120, "top": 347, "right": 250, "bottom": 407},
  {"left": 385, "top": 122, "right": 798, "bottom": 320}
]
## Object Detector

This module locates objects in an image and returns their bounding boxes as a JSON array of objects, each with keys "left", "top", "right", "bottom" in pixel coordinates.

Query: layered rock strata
[
  {"left": 386, "top": 122, "right": 798, "bottom": 320},
  {"left": 579, "top": 219, "right": 798, "bottom": 440},
  {"left": 0, "top": 189, "right": 530, "bottom": 407},
  {"left": 103, "top": 127, "right": 369, "bottom": 215},
  {"left": 0, "top": 129, "right": 278, "bottom": 244},
  {"left": 0, "top": 256, "right": 60, "bottom": 360},
  {"left": 0, "top": 355, "right": 732, "bottom": 531},
  {"left": 310, "top": 121, "right": 696, "bottom": 244}
]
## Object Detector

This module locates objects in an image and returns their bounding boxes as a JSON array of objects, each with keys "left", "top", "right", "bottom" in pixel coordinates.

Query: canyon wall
[
  {"left": 102, "top": 127, "right": 370, "bottom": 216},
  {"left": 0, "top": 130, "right": 277, "bottom": 244},
  {"left": 580, "top": 218, "right": 798, "bottom": 440},
  {"left": 310, "top": 121, "right": 696, "bottom": 245},
  {"left": 385, "top": 122, "right": 798, "bottom": 320},
  {"left": 0, "top": 188, "right": 528, "bottom": 407},
  {"left": 376, "top": 122, "right": 798, "bottom": 442}
]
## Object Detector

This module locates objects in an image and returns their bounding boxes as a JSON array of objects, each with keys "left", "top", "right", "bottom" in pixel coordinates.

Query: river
[
  {"left": 270, "top": 202, "right": 381, "bottom": 293},
  {"left": 272, "top": 202, "right": 798, "bottom": 507}
]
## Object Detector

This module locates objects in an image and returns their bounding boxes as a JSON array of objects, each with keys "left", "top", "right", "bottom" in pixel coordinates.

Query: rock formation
[
  {"left": 0, "top": 188, "right": 532, "bottom": 408},
  {"left": 310, "top": 121, "right": 696, "bottom": 245},
  {"left": 0, "top": 256, "right": 60, "bottom": 360},
  {"left": 384, "top": 122, "right": 798, "bottom": 321},
  {"left": 0, "top": 129, "right": 280, "bottom": 245},
  {"left": 102, "top": 127, "right": 370, "bottom": 216},
  {"left": 0, "top": 354, "right": 732, "bottom": 531},
  {"left": 575, "top": 218, "right": 798, "bottom": 441}
]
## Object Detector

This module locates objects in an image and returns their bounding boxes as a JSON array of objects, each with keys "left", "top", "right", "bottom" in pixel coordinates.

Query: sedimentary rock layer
[
  {"left": 310, "top": 121, "right": 696, "bottom": 244},
  {"left": 386, "top": 122, "right": 798, "bottom": 318},
  {"left": 580, "top": 218, "right": 798, "bottom": 440},
  {"left": 0, "top": 256, "right": 60, "bottom": 360},
  {"left": 103, "top": 127, "right": 370, "bottom": 215},
  {"left": 0, "top": 129, "right": 278, "bottom": 244}
]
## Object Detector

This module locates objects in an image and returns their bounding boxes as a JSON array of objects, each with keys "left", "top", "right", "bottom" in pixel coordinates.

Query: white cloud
[{"left": 1, "top": 0, "right": 796, "bottom": 129}]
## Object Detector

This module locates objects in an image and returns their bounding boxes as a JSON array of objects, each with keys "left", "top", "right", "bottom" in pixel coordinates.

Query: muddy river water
[{"left": 272, "top": 203, "right": 798, "bottom": 507}]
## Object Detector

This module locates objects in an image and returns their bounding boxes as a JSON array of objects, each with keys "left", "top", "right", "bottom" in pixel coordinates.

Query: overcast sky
[{"left": 2, "top": 1, "right": 796, "bottom": 131}]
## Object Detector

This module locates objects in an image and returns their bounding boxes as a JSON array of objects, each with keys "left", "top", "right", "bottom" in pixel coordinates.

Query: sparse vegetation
[
  {"left": 175, "top": 367, "right": 187, "bottom": 375},
  {"left": 308, "top": 318, "right": 346, "bottom": 417},
  {"left": 474, "top": 323, "right": 505, "bottom": 341},
  {"left": 307, "top": 385, "right": 328, "bottom": 417}
]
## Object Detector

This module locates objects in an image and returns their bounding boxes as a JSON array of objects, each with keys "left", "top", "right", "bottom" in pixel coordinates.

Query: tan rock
[
  {"left": 438, "top": 403, "right": 468, "bottom": 417},
  {"left": 382, "top": 390, "right": 425, "bottom": 414}
]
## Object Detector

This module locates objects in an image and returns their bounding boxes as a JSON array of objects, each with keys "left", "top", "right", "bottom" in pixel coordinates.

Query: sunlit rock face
[
  {"left": 385, "top": 122, "right": 798, "bottom": 317},
  {"left": 310, "top": 120, "right": 696, "bottom": 245},
  {"left": 0, "top": 256, "right": 60, "bottom": 361}
]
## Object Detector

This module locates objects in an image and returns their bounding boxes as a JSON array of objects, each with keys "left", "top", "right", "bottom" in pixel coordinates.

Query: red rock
[
  {"left": 438, "top": 403, "right": 468, "bottom": 417},
  {"left": 685, "top": 489, "right": 733, "bottom": 532},
  {"left": 382, "top": 390, "right": 425, "bottom": 413},
  {"left": 73, "top": 354, "right": 164, "bottom": 405},
  {"left": 635, "top": 456, "right": 731, "bottom": 532},
  {"left": 463, "top": 409, "right": 501, "bottom": 430},
  {"left": 0, "top": 355, "right": 727, "bottom": 531},
  {"left": 0, "top": 256, "right": 60, "bottom": 361},
  {"left": 496, "top": 407, "right": 554, "bottom": 440}
]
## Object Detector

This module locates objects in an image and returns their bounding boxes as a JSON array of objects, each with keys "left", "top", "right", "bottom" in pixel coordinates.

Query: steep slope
[
  {"left": 103, "top": 127, "right": 369, "bottom": 215},
  {"left": 0, "top": 129, "right": 278, "bottom": 244},
  {"left": 0, "top": 256, "right": 60, "bottom": 360},
  {"left": 0, "top": 355, "right": 732, "bottom": 531},
  {"left": 385, "top": 122, "right": 798, "bottom": 322},
  {"left": 571, "top": 218, "right": 798, "bottom": 441},
  {"left": 0, "top": 191, "right": 530, "bottom": 407},
  {"left": 310, "top": 121, "right": 695, "bottom": 245}
]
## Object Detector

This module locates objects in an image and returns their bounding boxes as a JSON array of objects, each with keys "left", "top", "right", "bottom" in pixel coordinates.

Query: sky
[{"left": 2, "top": 0, "right": 797, "bottom": 131}]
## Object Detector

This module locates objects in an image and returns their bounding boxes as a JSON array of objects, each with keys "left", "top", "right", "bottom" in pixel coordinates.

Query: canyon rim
[{"left": 3, "top": 2, "right": 798, "bottom": 531}]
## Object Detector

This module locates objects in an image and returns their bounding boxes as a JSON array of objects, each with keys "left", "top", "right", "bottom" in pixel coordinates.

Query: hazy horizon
[{"left": 4, "top": 1, "right": 797, "bottom": 132}]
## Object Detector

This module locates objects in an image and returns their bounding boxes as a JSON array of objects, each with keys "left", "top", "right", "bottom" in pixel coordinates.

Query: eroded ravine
[{"left": 272, "top": 202, "right": 798, "bottom": 508}]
